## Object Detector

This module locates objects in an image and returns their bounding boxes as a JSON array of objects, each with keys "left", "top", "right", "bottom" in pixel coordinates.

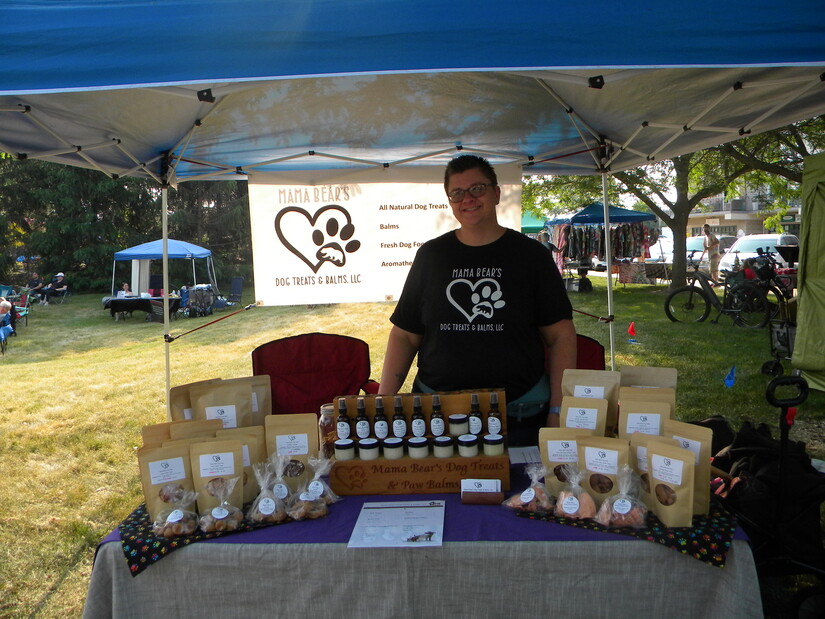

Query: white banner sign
[{"left": 248, "top": 168, "right": 521, "bottom": 306}]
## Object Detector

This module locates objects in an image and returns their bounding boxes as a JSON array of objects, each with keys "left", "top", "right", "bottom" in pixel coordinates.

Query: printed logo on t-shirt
[{"left": 445, "top": 276, "right": 506, "bottom": 323}]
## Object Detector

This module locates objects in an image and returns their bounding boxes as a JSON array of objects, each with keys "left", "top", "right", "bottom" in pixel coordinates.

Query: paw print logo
[
  {"left": 446, "top": 278, "right": 506, "bottom": 322},
  {"left": 275, "top": 205, "right": 361, "bottom": 273},
  {"left": 346, "top": 466, "right": 367, "bottom": 490}
]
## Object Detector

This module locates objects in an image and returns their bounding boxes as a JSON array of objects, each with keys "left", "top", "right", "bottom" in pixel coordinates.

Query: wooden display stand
[
  {"left": 331, "top": 453, "right": 510, "bottom": 495},
  {"left": 329, "top": 390, "right": 510, "bottom": 495}
]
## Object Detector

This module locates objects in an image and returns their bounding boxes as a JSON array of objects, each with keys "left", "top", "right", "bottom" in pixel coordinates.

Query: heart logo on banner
[
  {"left": 274, "top": 205, "right": 361, "bottom": 273},
  {"left": 332, "top": 464, "right": 368, "bottom": 491},
  {"left": 446, "top": 278, "right": 506, "bottom": 323}
]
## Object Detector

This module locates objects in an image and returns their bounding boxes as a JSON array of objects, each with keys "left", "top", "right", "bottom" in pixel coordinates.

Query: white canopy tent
[{"left": 2, "top": 0, "right": 824, "bottom": 385}]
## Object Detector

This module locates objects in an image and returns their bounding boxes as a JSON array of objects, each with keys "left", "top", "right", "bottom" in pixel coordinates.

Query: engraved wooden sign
[{"left": 330, "top": 454, "right": 510, "bottom": 495}]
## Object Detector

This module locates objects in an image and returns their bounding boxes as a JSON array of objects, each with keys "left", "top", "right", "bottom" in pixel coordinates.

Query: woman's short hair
[{"left": 444, "top": 154, "right": 498, "bottom": 190}]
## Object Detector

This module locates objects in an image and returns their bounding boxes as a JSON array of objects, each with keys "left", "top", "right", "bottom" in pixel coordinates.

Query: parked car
[
  {"left": 652, "top": 234, "right": 737, "bottom": 268},
  {"left": 718, "top": 233, "right": 800, "bottom": 279}
]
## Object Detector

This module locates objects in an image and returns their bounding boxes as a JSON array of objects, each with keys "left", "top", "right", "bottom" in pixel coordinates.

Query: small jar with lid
[
  {"left": 433, "top": 435, "right": 454, "bottom": 458},
  {"left": 318, "top": 403, "right": 337, "bottom": 459},
  {"left": 357, "top": 438, "right": 380, "bottom": 461},
  {"left": 457, "top": 434, "right": 479, "bottom": 457},
  {"left": 382, "top": 437, "right": 405, "bottom": 460},
  {"left": 407, "top": 437, "right": 429, "bottom": 459},
  {"left": 334, "top": 438, "right": 355, "bottom": 461},
  {"left": 482, "top": 433, "right": 505, "bottom": 456},
  {"left": 448, "top": 414, "right": 469, "bottom": 437}
]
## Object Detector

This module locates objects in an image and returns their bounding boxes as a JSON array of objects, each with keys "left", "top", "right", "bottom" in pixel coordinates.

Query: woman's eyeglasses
[{"left": 446, "top": 183, "right": 495, "bottom": 203}]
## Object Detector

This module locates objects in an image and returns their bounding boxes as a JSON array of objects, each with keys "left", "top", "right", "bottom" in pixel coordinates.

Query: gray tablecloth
[{"left": 83, "top": 538, "right": 761, "bottom": 618}]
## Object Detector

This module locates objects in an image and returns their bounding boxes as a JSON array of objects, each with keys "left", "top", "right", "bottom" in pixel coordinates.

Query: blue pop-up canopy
[
  {"left": 111, "top": 239, "right": 216, "bottom": 296},
  {"left": 546, "top": 203, "right": 657, "bottom": 226}
]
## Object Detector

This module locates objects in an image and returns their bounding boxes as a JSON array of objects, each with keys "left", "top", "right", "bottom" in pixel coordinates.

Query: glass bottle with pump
[
  {"left": 487, "top": 392, "right": 502, "bottom": 435},
  {"left": 468, "top": 393, "right": 483, "bottom": 435},
  {"left": 411, "top": 395, "right": 426, "bottom": 437},
  {"left": 373, "top": 396, "right": 389, "bottom": 440},
  {"left": 392, "top": 395, "right": 408, "bottom": 438},
  {"left": 336, "top": 397, "right": 351, "bottom": 440},
  {"left": 430, "top": 394, "right": 445, "bottom": 437},
  {"left": 355, "top": 397, "right": 371, "bottom": 439}
]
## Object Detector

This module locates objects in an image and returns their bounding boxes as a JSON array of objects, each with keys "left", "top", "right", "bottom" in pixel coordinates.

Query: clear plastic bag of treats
[
  {"left": 153, "top": 485, "right": 200, "bottom": 538},
  {"left": 270, "top": 453, "right": 294, "bottom": 507},
  {"left": 554, "top": 464, "right": 597, "bottom": 520},
  {"left": 246, "top": 461, "right": 288, "bottom": 524},
  {"left": 199, "top": 476, "right": 244, "bottom": 533},
  {"left": 595, "top": 464, "right": 648, "bottom": 528},
  {"left": 501, "top": 463, "right": 555, "bottom": 514},
  {"left": 286, "top": 483, "right": 329, "bottom": 521},
  {"left": 306, "top": 451, "right": 342, "bottom": 506}
]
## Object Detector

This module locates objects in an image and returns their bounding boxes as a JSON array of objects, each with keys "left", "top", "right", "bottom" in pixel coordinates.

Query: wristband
[{"left": 548, "top": 406, "right": 561, "bottom": 416}]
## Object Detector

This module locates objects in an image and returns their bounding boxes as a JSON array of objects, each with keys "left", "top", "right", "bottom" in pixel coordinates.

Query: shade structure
[
  {"left": 113, "top": 239, "right": 211, "bottom": 261},
  {"left": 521, "top": 212, "right": 548, "bottom": 234},
  {"left": 546, "top": 203, "right": 657, "bottom": 226}
]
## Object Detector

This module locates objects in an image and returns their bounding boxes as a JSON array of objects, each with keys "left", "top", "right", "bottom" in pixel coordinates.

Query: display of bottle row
[
  {"left": 320, "top": 390, "right": 507, "bottom": 458},
  {"left": 334, "top": 433, "right": 506, "bottom": 461}
]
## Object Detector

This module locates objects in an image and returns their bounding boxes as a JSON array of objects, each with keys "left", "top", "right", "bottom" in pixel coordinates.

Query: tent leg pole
[
  {"left": 602, "top": 173, "right": 616, "bottom": 370},
  {"left": 162, "top": 187, "right": 172, "bottom": 421}
]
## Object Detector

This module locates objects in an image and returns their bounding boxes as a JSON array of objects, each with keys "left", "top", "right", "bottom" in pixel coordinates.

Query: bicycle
[
  {"left": 664, "top": 250, "right": 771, "bottom": 327},
  {"left": 747, "top": 247, "right": 795, "bottom": 321}
]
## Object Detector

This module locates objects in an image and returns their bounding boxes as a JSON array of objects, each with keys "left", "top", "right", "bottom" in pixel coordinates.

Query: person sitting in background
[
  {"left": 117, "top": 282, "right": 133, "bottom": 298},
  {"left": 0, "top": 299, "right": 14, "bottom": 341},
  {"left": 39, "top": 272, "right": 68, "bottom": 305},
  {"left": 27, "top": 272, "right": 44, "bottom": 295}
]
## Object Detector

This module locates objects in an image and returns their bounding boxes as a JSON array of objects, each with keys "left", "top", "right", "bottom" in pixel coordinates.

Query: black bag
[
  {"left": 577, "top": 277, "right": 593, "bottom": 293},
  {"left": 713, "top": 421, "right": 825, "bottom": 574}
]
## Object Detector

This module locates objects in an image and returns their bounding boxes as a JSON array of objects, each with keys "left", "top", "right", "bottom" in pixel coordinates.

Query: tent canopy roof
[
  {"left": 521, "top": 212, "right": 547, "bottom": 234},
  {"left": 114, "top": 239, "right": 211, "bottom": 261},
  {"left": 1, "top": 1, "right": 824, "bottom": 183},
  {"left": 547, "top": 203, "right": 657, "bottom": 226}
]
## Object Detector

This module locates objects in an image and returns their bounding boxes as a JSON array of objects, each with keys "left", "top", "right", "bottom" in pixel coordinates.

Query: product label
[
  {"left": 573, "top": 384, "right": 605, "bottom": 399},
  {"left": 635, "top": 445, "right": 648, "bottom": 472},
  {"left": 251, "top": 392, "right": 259, "bottom": 413},
  {"left": 374, "top": 420, "right": 389, "bottom": 439},
  {"left": 487, "top": 417, "right": 502, "bottom": 435},
  {"left": 520, "top": 487, "right": 536, "bottom": 503},
  {"left": 355, "top": 420, "right": 370, "bottom": 438},
  {"left": 584, "top": 446, "right": 619, "bottom": 475},
  {"left": 183, "top": 407, "right": 193, "bottom": 420},
  {"left": 651, "top": 454, "right": 684, "bottom": 485},
  {"left": 166, "top": 509, "right": 184, "bottom": 523},
  {"left": 242, "top": 445, "right": 250, "bottom": 467},
  {"left": 307, "top": 480, "right": 324, "bottom": 499},
  {"left": 205, "top": 404, "right": 238, "bottom": 429},
  {"left": 258, "top": 497, "right": 276, "bottom": 515},
  {"left": 336, "top": 421, "right": 351, "bottom": 439},
  {"left": 469, "top": 416, "right": 483, "bottom": 435},
  {"left": 199, "top": 452, "right": 236, "bottom": 477},
  {"left": 299, "top": 491, "right": 316, "bottom": 501},
  {"left": 672, "top": 435, "right": 701, "bottom": 464},
  {"left": 564, "top": 406, "right": 598, "bottom": 430},
  {"left": 148, "top": 456, "right": 186, "bottom": 485},
  {"left": 411, "top": 418, "right": 426, "bottom": 437},
  {"left": 614, "top": 498, "right": 632, "bottom": 515},
  {"left": 392, "top": 419, "right": 407, "bottom": 438},
  {"left": 211, "top": 506, "right": 229, "bottom": 520},
  {"left": 430, "top": 418, "right": 445, "bottom": 436},
  {"left": 276, "top": 433, "right": 309, "bottom": 456},
  {"left": 562, "top": 495, "right": 580, "bottom": 514},
  {"left": 547, "top": 439, "right": 579, "bottom": 463},
  {"left": 273, "top": 483, "right": 289, "bottom": 499},
  {"left": 626, "top": 413, "right": 661, "bottom": 435}
]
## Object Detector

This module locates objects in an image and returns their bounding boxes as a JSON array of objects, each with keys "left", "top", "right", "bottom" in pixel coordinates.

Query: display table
[
  {"left": 102, "top": 296, "right": 181, "bottom": 320},
  {"left": 83, "top": 491, "right": 762, "bottom": 618}
]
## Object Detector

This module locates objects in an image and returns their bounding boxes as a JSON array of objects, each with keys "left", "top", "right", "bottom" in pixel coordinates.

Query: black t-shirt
[{"left": 391, "top": 229, "right": 572, "bottom": 401}]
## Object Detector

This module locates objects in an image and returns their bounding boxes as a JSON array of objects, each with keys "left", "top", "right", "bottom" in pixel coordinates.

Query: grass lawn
[{"left": 1, "top": 278, "right": 823, "bottom": 617}]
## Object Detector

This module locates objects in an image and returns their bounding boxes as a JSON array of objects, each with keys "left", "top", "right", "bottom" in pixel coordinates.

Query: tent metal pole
[
  {"left": 162, "top": 187, "right": 172, "bottom": 420},
  {"left": 110, "top": 260, "right": 116, "bottom": 297},
  {"left": 601, "top": 173, "right": 616, "bottom": 370}
]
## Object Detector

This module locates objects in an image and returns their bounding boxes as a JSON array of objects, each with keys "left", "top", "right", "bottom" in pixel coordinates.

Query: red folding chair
[
  {"left": 251, "top": 332, "right": 379, "bottom": 415},
  {"left": 546, "top": 333, "right": 607, "bottom": 372}
]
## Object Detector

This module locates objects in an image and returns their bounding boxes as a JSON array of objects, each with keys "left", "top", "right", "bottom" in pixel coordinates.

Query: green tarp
[
  {"left": 792, "top": 153, "right": 825, "bottom": 390},
  {"left": 521, "top": 212, "right": 547, "bottom": 234}
]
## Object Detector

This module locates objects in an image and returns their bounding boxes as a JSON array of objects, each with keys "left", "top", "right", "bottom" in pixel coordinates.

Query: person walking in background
[{"left": 701, "top": 224, "right": 721, "bottom": 281}]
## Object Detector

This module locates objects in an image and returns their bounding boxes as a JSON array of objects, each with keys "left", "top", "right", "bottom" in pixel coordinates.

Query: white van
[{"left": 718, "top": 233, "right": 800, "bottom": 278}]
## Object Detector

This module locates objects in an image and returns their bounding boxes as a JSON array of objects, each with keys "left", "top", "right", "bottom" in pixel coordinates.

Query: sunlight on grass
[{"left": 2, "top": 282, "right": 823, "bottom": 617}]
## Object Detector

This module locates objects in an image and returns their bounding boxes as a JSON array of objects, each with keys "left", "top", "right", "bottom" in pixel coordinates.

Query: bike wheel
[
  {"left": 664, "top": 286, "right": 711, "bottom": 323},
  {"left": 727, "top": 283, "right": 770, "bottom": 328}
]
